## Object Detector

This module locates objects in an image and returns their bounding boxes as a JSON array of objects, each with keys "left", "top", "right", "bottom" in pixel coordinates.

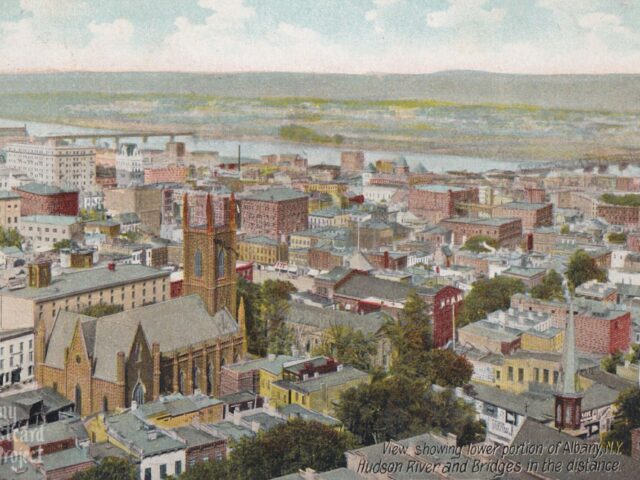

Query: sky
[{"left": 1, "top": 0, "right": 639, "bottom": 74}]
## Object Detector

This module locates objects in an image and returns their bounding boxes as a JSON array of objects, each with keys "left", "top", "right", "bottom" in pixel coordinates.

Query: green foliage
[
  {"left": 415, "top": 349, "right": 474, "bottom": 387},
  {"left": 73, "top": 457, "right": 137, "bottom": 480},
  {"left": 80, "top": 208, "right": 105, "bottom": 221},
  {"left": 625, "top": 344, "right": 640, "bottom": 363},
  {"left": 237, "top": 278, "right": 297, "bottom": 357},
  {"left": 180, "top": 419, "right": 354, "bottom": 480},
  {"left": 461, "top": 235, "right": 498, "bottom": 253},
  {"left": 336, "top": 376, "right": 484, "bottom": 446},
  {"left": 0, "top": 227, "right": 24, "bottom": 249},
  {"left": 607, "top": 232, "right": 627, "bottom": 244},
  {"left": 560, "top": 224, "right": 570, "bottom": 235},
  {"left": 123, "top": 231, "right": 142, "bottom": 243},
  {"left": 530, "top": 269, "right": 564, "bottom": 301},
  {"left": 386, "top": 292, "right": 432, "bottom": 376},
  {"left": 81, "top": 303, "right": 124, "bottom": 318},
  {"left": 566, "top": 249, "right": 607, "bottom": 289},
  {"left": 605, "top": 387, "right": 640, "bottom": 454},
  {"left": 279, "top": 124, "right": 344, "bottom": 145},
  {"left": 457, "top": 276, "right": 526, "bottom": 327},
  {"left": 601, "top": 193, "right": 640, "bottom": 207},
  {"left": 53, "top": 239, "right": 72, "bottom": 252},
  {"left": 313, "top": 325, "right": 378, "bottom": 372}
]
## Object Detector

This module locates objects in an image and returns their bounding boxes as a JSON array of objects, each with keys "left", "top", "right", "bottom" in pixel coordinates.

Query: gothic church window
[
  {"left": 195, "top": 249, "right": 203, "bottom": 278},
  {"left": 133, "top": 382, "right": 145, "bottom": 405},
  {"left": 217, "top": 247, "right": 225, "bottom": 278}
]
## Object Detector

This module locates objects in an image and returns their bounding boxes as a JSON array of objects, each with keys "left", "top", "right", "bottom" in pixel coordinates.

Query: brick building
[
  {"left": 340, "top": 151, "right": 365, "bottom": 173},
  {"left": 408, "top": 184, "right": 479, "bottom": 222},
  {"left": 439, "top": 216, "right": 523, "bottom": 248},
  {"left": 596, "top": 204, "right": 640, "bottom": 227},
  {"left": 103, "top": 186, "right": 163, "bottom": 234},
  {"left": 493, "top": 202, "right": 553, "bottom": 231},
  {"left": 575, "top": 309, "right": 630, "bottom": 355},
  {"left": 14, "top": 182, "right": 79, "bottom": 217},
  {"left": 239, "top": 188, "right": 308, "bottom": 241},
  {"left": 524, "top": 187, "right": 546, "bottom": 203},
  {"left": 144, "top": 165, "right": 188, "bottom": 184}
]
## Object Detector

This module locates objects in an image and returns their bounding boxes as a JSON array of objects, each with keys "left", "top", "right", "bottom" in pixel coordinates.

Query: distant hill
[{"left": 0, "top": 71, "right": 639, "bottom": 112}]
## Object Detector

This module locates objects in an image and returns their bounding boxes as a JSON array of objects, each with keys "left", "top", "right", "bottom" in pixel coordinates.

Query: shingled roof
[{"left": 44, "top": 295, "right": 239, "bottom": 382}]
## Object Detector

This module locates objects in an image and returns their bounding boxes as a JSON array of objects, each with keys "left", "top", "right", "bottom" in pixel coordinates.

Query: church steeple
[{"left": 555, "top": 280, "right": 584, "bottom": 431}]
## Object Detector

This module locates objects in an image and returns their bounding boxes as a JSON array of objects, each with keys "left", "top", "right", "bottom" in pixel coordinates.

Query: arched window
[
  {"left": 216, "top": 247, "right": 225, "bottom": 278},
  {"left": 207, "top": 362, "right": 214, "bottom": 395},
  {"left": 193, "top": 366, "right": 200, "bottom": 391},
  {"left": 178, "top": 369, "right": 185, "bottom": 394},
  {"left": 103, "top": 396, "right": 109, "bottom": 412},
  {"left": 194, "top": 249, "right": 203, "bottom": 278},
  {"left": 133, "top": 382, "right": 145, "bottom": 405},
  {"left": 233, "top": 353, "right": 240, "bottom": 363},
  {"left": 75, "top": 385, "right": 82, "bottom": 415}
]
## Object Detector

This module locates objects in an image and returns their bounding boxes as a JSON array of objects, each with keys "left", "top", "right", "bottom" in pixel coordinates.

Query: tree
[
  {"left": 607, "top": 232, "right": 627, "bottom": 244},
  {"left": 73, "top": 457, "right": 137, "bottom": 480},
  {"left": 560, "top": 224, "right": 570, "bottom": 235},
  {"left": 625, "top": 344, "right": 640, "bottom": 364},
  {"left": 268, "top": 324, "right": 295, "bottom": 355},
  {"left": 566, "top": 249, "right": 607, "bottom": 289},
  {"left": 530, "top": 269, "right": 564, "bottom": 301},
  {"left": 313, "top": 325, "right": 378, "bottom": 372},
  {"left": 336, "top": 376, "right": 483, "bottom": 446},
  {"left": 605, "top": 387, "right": 640, "bottom": 454},
  {"left": 123, "top": 231, "right": 142, "bottom": 243},
  {"left": 461, "top": 235, "right": 498, "bottom": 253},
  {"left": 53, "top": 239, "right": 72, "bottom": 252},
  {"left": 237, "top": 277, "right": 265, "bottom": 356},
  {"left": 386, "top": 291, "right": 432, "bottom": 376},
  {"left": 0, "top": 227, "right": 24, "bottom": 249},
  {"left": 416, "top": 349, "right": 473, "bottom": 387},
  {"left": 81, "top": 303, "right": 124, "bottom": 318},
  {"left": 180, "top": 419, "right": 354, "bottom": 480},
  {"left": 457, "top": 276, "right": 525, "bottom": 327},
  {"left": 601, "top": 351, "right": 624, "bottom": 374}
]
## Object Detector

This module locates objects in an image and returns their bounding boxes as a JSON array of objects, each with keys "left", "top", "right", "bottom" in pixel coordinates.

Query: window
[
  {"left": 207, "top": 362, "right": 214, "bottom": 395},
  {"left": 543, "top": 369, "right": 550, "bottom": 383},
  {"left": 534, "top": 368, "right": 540, "bottom": 383},
  {"left": 160, "top": 464, "right": 167, "bottom": 479},
  {"left": 507, "top": 366, "right": 513, "bottom": 381},
  {"left": 506, "top": 410, "right": 518, "bottom": 425},
  {"left": 553, "top": 371, "right": 559, "bottom": 385},
  {"left": 133, "top": 382, "right": 145, "bottom": 405},
  {"left": 144, "top": 468, "right": 152, "bottom": 480},
  {"left": 75, "top": 385, "right": 82, "bottom": 414},
  {"left": 217, "top": 247, "right": 225, "bottom": 278},
  {"left": 178, "top": 369, "right": 185, "bottom": 394},
  {"left": 175, "top": 461, "right": 182, "bottom": 476},
  {"left": 518, "top": 368, "right": 524, "bottom": 383},
  {"left": 195, "top": 249, "right": 203, "bottom": 278},
  {"left": 103, "top": 396, "right": 108, "bottom": 412}
]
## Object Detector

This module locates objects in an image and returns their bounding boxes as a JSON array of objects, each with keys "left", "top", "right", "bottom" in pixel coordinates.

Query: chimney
[
  {"left": 28, "top": 261, "right": 52, "bottom": 288},
  {"left": 383, "top": 251, "right": 390, "bottom": 269}
]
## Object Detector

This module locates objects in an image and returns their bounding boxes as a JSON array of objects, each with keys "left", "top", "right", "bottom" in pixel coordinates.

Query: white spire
[{"left": 559, "top": 279, "right": 580, "bottom": 395}]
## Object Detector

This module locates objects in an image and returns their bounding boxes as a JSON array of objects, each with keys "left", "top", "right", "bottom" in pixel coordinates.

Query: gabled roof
[{"left": 44, "top": 295, "right": 239, "bottom": 382}]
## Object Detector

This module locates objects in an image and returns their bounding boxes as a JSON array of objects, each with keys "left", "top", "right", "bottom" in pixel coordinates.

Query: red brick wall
[
  {"left": 575, "top": 311, "right": 630, "bottom": 354},
  {"left": 596, "top": 205, "right": 640, "bottom": 227},
  {"left": 240, "top": 197, "right": 308, "bottom": 240},
  {"left": 431, "top": 286, "right": 463, "bottom": 348},
  {"left": 408, "top": 187, "right": 478, "bottom": 220},
  {"left": 45, "top": 460, "right": 95, "bottom": 480},
  {"left": 187, "top": 441, "right": 227, "bottom": 467},
  {"left": 144, "top": 166, "right": 188, "bottom": 184},
  {"left": 15, "top": 190, "right": 79, "bottom": 216}
]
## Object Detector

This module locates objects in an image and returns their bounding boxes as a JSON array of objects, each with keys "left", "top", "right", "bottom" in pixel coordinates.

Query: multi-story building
[
  {"left": 238, "top": 235, "right": 288, "bottom": 265},
  {"left": 14, "top": 182, "right": 79, "bottom": 217},
  {"left": 18, "top": 215, "right": 82, "bottom": 252},
  {"left": 493, "top": 202, "right": 553, "bottom": 231},
  {"left": 0, "top": 328, "right": 34, "bottom": 387},
  {"left": 439, "top": 216, "right": 523, "bottom": 248},
  {"left": 409, "top": 184, "right": 479, "bottom": 222},
  {"left": 144, "top": 165, "right": 188, "bottom": 185},
  {"left": 5, "top": 141, "right": 96, "bottom": 191},
  {"left": 340, "top": 151, "right": 364, "bottom": 173},
  {"left": 239, "top": 188, "right": 308, "bottom": 241},
  {"left": 308, "top": 207, "right": 351, "bottom": 229},
  {"left": 116, "top": 143, "right": 150, "bottom": 187},
  {"left": 0, "top": 261, "right": 170, "bottom": 333},
  {"left": 104, "top": 186, "right": 163, "bottom": 235},
  {"left": 596, "top": 204, "right": 640, "bottom": 227},
  {"left": 0, "top": 190, "right": 20, "bottom": 229}
]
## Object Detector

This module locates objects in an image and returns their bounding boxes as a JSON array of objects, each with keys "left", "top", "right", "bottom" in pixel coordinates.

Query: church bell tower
[{"left": 182, "top": 193, "right": 237, "bottom": 318}]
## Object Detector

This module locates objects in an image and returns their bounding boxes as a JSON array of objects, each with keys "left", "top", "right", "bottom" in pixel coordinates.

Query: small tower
[{"left": 555, "top": 281, "right": 583, "bottom": 431}]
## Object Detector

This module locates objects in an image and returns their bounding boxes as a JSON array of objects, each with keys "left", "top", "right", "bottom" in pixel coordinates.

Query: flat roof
[
  {"left": 21, "top": 215, "right": 79, "bottom": 225},
  {"left": 498, "top": 201, "right": 551, "bottom": 211},
  {"left": 242, "top": 188, "right": 307, "bottom": 202},
  {"left": 0, "top": 264, "right": 169, "bottom": 302},
  {"left": 414, "top": 184, "right": 468, "bottom": 193}
]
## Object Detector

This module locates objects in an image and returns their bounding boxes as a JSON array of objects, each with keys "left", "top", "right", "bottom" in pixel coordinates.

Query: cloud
[
  {"left": 197, "top": 0, "right": 255, "bottom": 30},
  {"left": 427, "top": 0, "right": 506, "bottom": 29},
  {"left": 19, "top": 0, "right": 84, "bottom": 17},
  {"left": 365, "top": 0, "right": 402, "bottom": 34}
]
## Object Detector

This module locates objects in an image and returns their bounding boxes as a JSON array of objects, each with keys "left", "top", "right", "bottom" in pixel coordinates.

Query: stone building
[
  {"left": 439, "top": 216, "right": 522, "bottom": 248},
  {"left": 0, "top": 190, "right": 20, "bottom": 230},
  {"left": 35, "top": 194, "right": 246, "bottom": 416}
]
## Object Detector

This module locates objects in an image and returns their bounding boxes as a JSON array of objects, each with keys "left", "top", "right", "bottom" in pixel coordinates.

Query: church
[{"left": 35, "top": 193, "right": 247, "bottom": 416}]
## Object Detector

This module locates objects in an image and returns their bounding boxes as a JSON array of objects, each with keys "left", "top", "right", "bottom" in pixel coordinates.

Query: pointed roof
[
  {"left": 395, "top": 156, "right": 409, "bottom": 168},
  {"left": 344, "top": 250, "right": 374, "bottom": 272},
  {"left": 414, "top": 163, "right": 427, "bottom": 173},
  {"left": 558, "top": 282, "right": 582, "bottom": 397}
]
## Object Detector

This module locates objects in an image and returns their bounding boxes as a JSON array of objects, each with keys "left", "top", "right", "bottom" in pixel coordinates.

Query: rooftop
[
  {"left": 0, "top": 264, "right": 169, "bottom": 302},
  {"left": 243, "top": 188, "right": 308, "bottom": 202},
  {"left": 225, "top": 355, "right": 301, "bottom": 375},
  {"left": 16, "top": 182, "right": 78, "bottom": 195},
  {"left": 498, "top": 201, "right": 551, "bottom": 211},
  {"left": 0, "top": 190, "right": 20, "bottom": 200},
  {"left": 273, "top": 366, "right": 369, "bottom": 394},
  {"left": 20, "top": 215, "right": 79, "bottom": 225},
  {"left": 414, "top": 184, "right": 468, "bottom": 193},
  {"left": 106, "top": 411, "right": 185, "bottom": 457}
]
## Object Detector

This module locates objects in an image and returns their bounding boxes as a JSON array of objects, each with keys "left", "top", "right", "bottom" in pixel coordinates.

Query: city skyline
[{"left": 1, "top": 0, "right": 639, "bottom": 75}]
